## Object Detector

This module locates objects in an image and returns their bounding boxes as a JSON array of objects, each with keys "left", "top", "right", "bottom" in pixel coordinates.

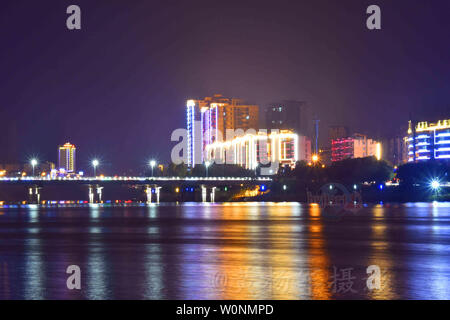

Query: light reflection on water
[{"left": 0, "top": 202, "right": 449, "bottom": 299}]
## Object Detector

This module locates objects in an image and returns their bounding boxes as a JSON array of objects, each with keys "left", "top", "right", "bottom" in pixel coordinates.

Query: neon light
[{"left": 376, "top": 142, "right": 382, "bottom": 160}]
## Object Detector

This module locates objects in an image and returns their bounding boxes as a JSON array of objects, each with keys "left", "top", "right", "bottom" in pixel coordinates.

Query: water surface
[{"left": 0, "top": 202, "right": 449, "bottom": 300}]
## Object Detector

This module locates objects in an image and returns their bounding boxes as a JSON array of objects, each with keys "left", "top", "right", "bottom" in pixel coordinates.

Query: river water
[{"left": 0, "top": 202, "right": 449, "bottom": 300}]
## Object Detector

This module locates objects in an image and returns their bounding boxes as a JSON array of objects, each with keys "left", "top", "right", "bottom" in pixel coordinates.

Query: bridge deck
[{"left": 0, "top": 176, "right": 272, "bottom": 186}]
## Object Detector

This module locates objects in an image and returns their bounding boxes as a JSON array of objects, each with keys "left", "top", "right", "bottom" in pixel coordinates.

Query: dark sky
[{"left": 0, "top": 0, "right": 449, "bottom": 173}]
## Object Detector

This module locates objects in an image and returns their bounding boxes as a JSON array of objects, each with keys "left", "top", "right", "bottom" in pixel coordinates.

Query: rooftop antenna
[{"left": 313, "top": 118, "right": 320, "bottom": 154}]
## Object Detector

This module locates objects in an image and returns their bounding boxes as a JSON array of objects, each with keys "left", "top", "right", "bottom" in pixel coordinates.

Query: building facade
[
  {"left": 407, "top": 119, "right": 450, "bottom": 161},
  {"left": 205, "top": 130, "right": 310, "bottom": 170},
  {"left": 186, "top": 94, "right": 259, "bottom": 167},
  {"left": 382, "top": 136, "right": 408, "bottom": 166},
  {"left": 58, "top": 142, "right": 76, "bottom": 172},
  {"left": 329, "top": 125, "right": 349, "bottom": 141},
  {"left": 332, "top": 134, "right": 381, "bottom": 162},
  {"left": 265, "top": 100, "right": 311, "bottom": 137}
]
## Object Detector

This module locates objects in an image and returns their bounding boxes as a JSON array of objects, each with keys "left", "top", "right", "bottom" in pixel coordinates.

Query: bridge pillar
[
  {"left": 210, "top": 187, "right": 216, "bottom": 203},
  {"left": 88, "top": 185, "right": 103, "bottom": 203},
  {"left": 145, "top": 187, "right": 153, "bottom": 204},
  {"left": 201, "top": 186, "right": 216, "bottom": 202},
  {"left": 28, "top": 186, "right": 41, "bottom": 204},
  {"left": 145, "top": 186, "right": 161, "bottom": 204},
  {"left": 201, "top": 186, "right": 207, "bottom": 202},
  {"left": 155, "top": 187, "right": 161, "bottom": 203},
  {"left": 97, "top": 186, "right": 104, "bottom": 203},
  {"left": 89, "top": 185, "right": 95, "bottom": 203}
]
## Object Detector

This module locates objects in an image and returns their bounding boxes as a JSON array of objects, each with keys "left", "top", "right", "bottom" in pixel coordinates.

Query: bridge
[{"left": 0, "top": 176, "right": 272, "bottom": 204}]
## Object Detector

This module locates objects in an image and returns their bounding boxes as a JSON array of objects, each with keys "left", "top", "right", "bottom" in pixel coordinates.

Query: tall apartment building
[
  {"left": 332, "top": 134, "right": 381, "bottom": 162},
  {"left": 407, "top": 119, "right": 450, "bottom": 161},
  {"left": 265, "top": 100, "right": 311, "bottom": 137},
  {"left": 58, "top": 142, "right": 76, "bottom": 172},
  {"left": 186, "top": 94, "right": 259, "bottom": 167}
]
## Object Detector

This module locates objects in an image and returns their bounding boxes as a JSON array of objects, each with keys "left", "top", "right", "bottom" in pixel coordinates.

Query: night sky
[{"left": 0, "top": 0, "right": 449, "bottom": 173}]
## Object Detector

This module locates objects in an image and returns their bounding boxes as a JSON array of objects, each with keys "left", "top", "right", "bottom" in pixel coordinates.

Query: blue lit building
[
  {"left": 407, "top": 119, "right": 450, "bottom": 161},
  {"left": 186, "top": 95, "right": 259, "bottom": 167}
]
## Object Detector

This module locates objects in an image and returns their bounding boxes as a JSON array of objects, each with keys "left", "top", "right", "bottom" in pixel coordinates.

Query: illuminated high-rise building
[
  {"left": 58, "top": 142, "right": 76, "bottom": 172},
  {"left": 332, "top": 134, "right": 381, "bottom": 162},
  {"left": 186, "top": 94, "right": 259, "bottom": 167},
  {"left": 407, "top": 119, "right": 450, "bottom": 161},
  {"left": 205, "top": 130, "right": 310, "bottom": 170}
]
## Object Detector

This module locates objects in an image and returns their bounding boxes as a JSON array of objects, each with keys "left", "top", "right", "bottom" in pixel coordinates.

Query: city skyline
[
  {"left": 0, "top": 112, "right": 448, "bottom": 175},
  {"left": 1, "top": 1, "right": 450, "bottom": 304},
  {"left": 0, "top": 1, "right": 449, "bottom": 172}
]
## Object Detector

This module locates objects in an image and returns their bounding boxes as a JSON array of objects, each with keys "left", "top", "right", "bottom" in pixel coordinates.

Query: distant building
[
  {"left": 298, "top": 135, "right": 312, "bottom": 163},
  {"left": 332, "top": 134, "right": 381, "bottom": 162},
  {"left": 41, "top": 161, "right": 56, "bottom": 174},
  {"left": 407, "top": 119, "right": 450, "bottom": 161},
  {"left": 329, "top": 126, "right": 349, "bottom": 141},
  {"left": 265, "top": 100, "right": 311, "bottom": 137},
  {"left": 186, "top": 94, "right": 259, "bottom": 167},
  {"left": 382, "top": 136, "right": 408, "bottom": 166},
  {"left": 58, "top": 142, "right": 76, "bottom": 172},
  {"left": 0, "top": 163, "right": 21, "bottom": 175}
]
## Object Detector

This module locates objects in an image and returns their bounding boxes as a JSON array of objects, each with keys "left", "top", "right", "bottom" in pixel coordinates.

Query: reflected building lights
[{"left": 307, "top": 205, "right": 332, "bottom": 300}]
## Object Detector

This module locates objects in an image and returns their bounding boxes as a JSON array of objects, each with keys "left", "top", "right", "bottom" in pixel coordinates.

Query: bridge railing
[{"left": 0, "top": 176, "right": 272, "bottom": 182}]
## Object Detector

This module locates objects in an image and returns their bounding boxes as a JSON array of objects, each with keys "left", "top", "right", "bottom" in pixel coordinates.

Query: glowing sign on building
[{"left": 408, "top": 119, "right": 450, "bottom": 161}]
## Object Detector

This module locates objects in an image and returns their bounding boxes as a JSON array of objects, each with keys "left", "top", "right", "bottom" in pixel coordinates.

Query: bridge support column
[
  {"left": 155, "top": 187, "right": 161, "bottom": 203},
  {"left": 210, "top": 187, "right": 216, "bottom": 203},
  {"left": 145, "top": 186, "right": 161, "bottom": 204},
  {"left": 201, "top": 186, "right": 207, "bottom": 202},
  {"left": 88, "top": 185, "right": 103, "bottom": 203},
  {"left": 97, "top": 186, "right": 104, "bottom": 203},
  {"left": 201, "top": 186, "right": 216, "bottom": 202},
  {"left": 146, "top": 187, "right": 153, "bottom": 204},
  {"left": 28, "top": 186, "right": 41, "bottom": 204},
  {"left": 89, "top": 186, "right": 95, "bottom": 203}
]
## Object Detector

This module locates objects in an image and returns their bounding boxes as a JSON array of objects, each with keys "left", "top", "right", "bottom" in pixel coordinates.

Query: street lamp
[
  {"left": 430, "top": 179, "right": 440, "bottom": 191},
  {"left": 92, "top": 159, "right": 99, "bottom": 177},
  {"left": 149, "top": 160, "right": 156, "bottom": 177},
  {"left": 205, "top": 161, "right": 211, "bottom": 178},
  {"left": 30, "top": 159, "right": 38, "bottom": 177},
  {"left": 312, "top": 154, "right": 319, "bottom": 164}
]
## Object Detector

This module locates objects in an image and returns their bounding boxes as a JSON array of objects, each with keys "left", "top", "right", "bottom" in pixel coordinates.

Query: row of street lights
[
  {"left": 27, "top": 158, "right": 219, "bottom": 178},
  {"left": 28, "top": 158, "right": 101, "bottom": 177},
  {"left": 27, "top": 158, "right": 158, "bottom": 177}
]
